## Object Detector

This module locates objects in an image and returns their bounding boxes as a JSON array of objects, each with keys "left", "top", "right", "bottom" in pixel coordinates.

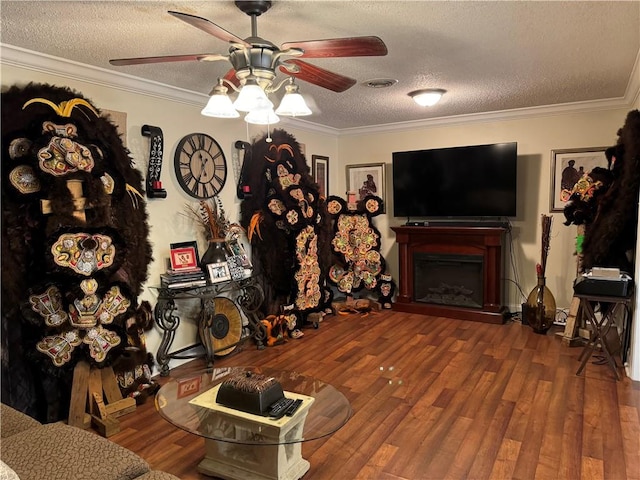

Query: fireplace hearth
[{"left": 392, "top": 226, "right": 507, "bottom": 324}]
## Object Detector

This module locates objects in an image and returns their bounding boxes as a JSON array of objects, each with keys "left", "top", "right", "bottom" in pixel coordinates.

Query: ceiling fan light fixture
[
  {"left": 233, "top": 77, "right": 272, "bottom": 112},
  {"left": 275, "top": 78, "right": 312, "bottom": 117},
  {"left": 201, "top": 81, "right": 240, "bottom": 118},
  {"left": 409, "top": 89, "right": 446, "bottom": 107}
]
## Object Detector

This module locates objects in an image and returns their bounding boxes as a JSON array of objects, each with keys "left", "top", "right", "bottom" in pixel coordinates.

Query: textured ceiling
[{"left": 1, "top": 1, "right": 639, "bottom": 129}]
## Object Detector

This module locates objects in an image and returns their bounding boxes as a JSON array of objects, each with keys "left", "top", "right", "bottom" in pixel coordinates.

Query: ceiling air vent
[{"left": 363, "top": 78, "right": 398, "bottom": 88}]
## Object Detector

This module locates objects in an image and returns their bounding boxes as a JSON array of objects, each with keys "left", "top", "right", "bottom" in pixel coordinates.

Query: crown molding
[
  {"left": 341, "top": 49, "right": 640, "bottom": 137},
  {"left": 1, "top": 43, "right": 207, "bottom": 105},
  {"left": 2, "top": 43, "right": 637, "bottom": 138}
]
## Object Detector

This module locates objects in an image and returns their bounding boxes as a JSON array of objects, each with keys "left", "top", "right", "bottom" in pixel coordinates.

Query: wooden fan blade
[
  {"left": 281, "top": 36, "right": 387, "bottom": 58},
  {"left": 223, "top": 68, "right": 241, "bottom": 89},
  {"left": 110, "top": 53, "right": 227, "bottom": 66},
  {"left": 280, "top": 59, "right": 357, "bottom": 92},
  {"left": 168, "top": 10, "right": 251, "bottom": 47}
]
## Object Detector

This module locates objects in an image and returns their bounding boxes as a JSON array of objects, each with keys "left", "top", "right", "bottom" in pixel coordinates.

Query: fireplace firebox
[
  {"left": 392, "top": 226, "right": 507, "bottom": 324},
  {"left": 414, "top": 253, "right": 484, "bottom": 308}
]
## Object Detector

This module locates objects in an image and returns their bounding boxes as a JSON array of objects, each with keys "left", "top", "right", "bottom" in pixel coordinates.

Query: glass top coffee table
[{"left": 155, "top": 366, "right": 352, "bottom": 480}]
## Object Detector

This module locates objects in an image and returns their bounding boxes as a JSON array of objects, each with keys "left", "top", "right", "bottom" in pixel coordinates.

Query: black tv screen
[{"left": 392, "top": 142, "right": 517, "bottom": 218}]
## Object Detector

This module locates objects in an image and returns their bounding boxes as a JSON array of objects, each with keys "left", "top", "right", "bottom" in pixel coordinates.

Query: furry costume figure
[
  {"left": 376, "top": 273, "right": 396, "bottom": 309},
  {"left": 239, "top": 130, "right": 332, "bottom": 328},
  {"left": 564, "top": 110, "right": 639, "bottom": 272},
  {"left": 562, "top": 164, "right": 614, "bottom": 226},
  {"left": 1, "top": 83, "right": 154, "bottom": 421},
  {"left": 325, "top": 194, "right": 394, "bottom": 303}
]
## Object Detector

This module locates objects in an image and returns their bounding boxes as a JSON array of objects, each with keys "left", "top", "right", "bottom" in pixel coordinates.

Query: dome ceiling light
[{"left": 408, "top": 89, "right": 446, "bottom": 107}]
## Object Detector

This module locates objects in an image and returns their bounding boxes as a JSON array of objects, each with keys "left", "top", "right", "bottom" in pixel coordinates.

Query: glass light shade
[
  {"left": 233, "top": 83, "right": 272, "bottom": 112},
  {"left": 275, "top": 92, "right": 312, "bottom": 116},
  {"left": 409, "top": 89, "right": 446, "bottom": 107},
  {"left": 201, "top": 93, "right": 240, "bottom": 118},
  {"left": 244, "top": 107, "right": 280, "bottom": 125}
]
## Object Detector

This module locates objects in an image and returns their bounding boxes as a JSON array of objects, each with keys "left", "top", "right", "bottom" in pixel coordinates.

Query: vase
[
  {"left": 200, "top": 239, "right": 229, "bottom": 267},
  {"left": 522, "top": 276, "right": 556, "bottom": 334}
]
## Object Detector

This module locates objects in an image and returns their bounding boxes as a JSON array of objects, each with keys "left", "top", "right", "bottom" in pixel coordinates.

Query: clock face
[{"left": 174, "top": 133, "right": 227, "bottom": 199}]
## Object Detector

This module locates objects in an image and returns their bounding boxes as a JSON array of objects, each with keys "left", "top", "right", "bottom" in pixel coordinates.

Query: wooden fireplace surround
[{"left": 391, "top": 226, "right": 507, "bottom": 324}]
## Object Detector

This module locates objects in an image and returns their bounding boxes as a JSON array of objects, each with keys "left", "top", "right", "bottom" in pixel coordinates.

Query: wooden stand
[
  {"left": 560, "top": 296, "right": 584, "bottom": 346},
  {"left": 67, "top": 361, "right": 136, "bottom": 437},
  {"left": 560, "top": 225, "right": 586, "bottom": 346}
]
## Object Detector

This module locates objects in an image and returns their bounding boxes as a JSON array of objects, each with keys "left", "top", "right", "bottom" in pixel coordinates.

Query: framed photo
[
  {"left": 169, "top": 241, "right": 200, "bottom": 271},
  {"left": 346, "top": 163, "right": 386, "bottom": 211},
  {"left": 176, "top": 376, "right": 201, "bottom": 399},
  {"left": 312, "top": 155, "right": 329, "bottom": 198},
  {"left": 207, "top": 261, "right": 231, "bottom": 284},
  {"left": 550, "top": 147, "right": 608, "bottom": 212},
  {"left": 227, "top": 238, "right": 252, "bottom": 268}
]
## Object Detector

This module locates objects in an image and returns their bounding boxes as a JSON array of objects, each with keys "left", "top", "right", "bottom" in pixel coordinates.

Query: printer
[{"left": 573, "top": 267, "right": 633, "bottom": 297}]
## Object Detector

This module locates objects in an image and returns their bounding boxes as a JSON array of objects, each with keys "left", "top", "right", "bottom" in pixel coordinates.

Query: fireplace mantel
[{"left": 391, "top": 225, "right": 507, "bottom": 324}]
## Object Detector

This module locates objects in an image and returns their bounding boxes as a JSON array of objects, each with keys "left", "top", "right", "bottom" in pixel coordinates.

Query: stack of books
[{"left": 160, "top": 267, "right": 207, "bottom": 289}]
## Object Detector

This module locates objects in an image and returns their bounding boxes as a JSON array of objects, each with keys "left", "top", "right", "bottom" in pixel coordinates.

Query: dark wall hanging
[
  {"left": 238, "top": 129, "right": 333, "bottom": 328},
  {"left": 1, "top": 83, "right": 154, "bottom": 422},
  {"left": 563, "top": 109, "right": 640, "bottom": 273}
]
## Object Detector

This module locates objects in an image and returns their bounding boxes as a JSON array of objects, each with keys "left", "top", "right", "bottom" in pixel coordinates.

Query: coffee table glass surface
[{"left": 155, "top": 366, "right": 352, "bottom": 446}]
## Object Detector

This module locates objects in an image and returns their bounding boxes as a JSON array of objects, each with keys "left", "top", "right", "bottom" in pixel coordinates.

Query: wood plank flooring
[{"left": 109, "top": 310, "right": 640, "bottom": 480}]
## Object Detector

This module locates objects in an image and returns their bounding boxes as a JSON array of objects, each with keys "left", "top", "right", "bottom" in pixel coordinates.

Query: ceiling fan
[{"left": 109, "top": 0, "right": 388, "bottom": 94}]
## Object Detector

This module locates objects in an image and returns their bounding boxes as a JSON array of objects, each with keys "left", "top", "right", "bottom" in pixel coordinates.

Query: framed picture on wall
[
  {"left": 311, "top": 155, "right": 329, "bottom": 198},
  {"left": 549, "top": 147, "right": 608, "bottom": 212},
  {"left": 346, "top": 163, "right": 386, "bottom": 212}
]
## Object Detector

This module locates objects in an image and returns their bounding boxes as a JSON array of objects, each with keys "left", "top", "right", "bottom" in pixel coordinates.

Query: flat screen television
[{"left": 392, "top": 142, "right": 517, "bottom": 218}]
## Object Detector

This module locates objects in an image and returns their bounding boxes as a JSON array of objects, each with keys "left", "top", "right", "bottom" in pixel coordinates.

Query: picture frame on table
[
  {"left": 169, "top": 241, "right": 200, "bottom": 271},
  {"left": 311, "top": 155, "right": 329, "bottom": 198},
  {"left": 227, "top": 238, "right": 252, "bottom": 269},
  {"left": 549, "top": 147, "right": 608, "bottom": 212},
  {"left": 346, "top": 163, "right": 386, "bottom": 212},
  {"left": 207, "top": 261, "right": 231, "bottom": 284}
]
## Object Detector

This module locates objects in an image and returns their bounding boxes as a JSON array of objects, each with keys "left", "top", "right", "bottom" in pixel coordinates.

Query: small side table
[
  {"left": 152, "top": 275, "right": 267, "bottom": 376},
  {"left": 574, "top": 292, "right": 632, "bottom": 380}
]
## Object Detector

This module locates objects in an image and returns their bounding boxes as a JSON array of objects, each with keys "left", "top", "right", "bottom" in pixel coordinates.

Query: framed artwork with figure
[
  {"left": 346, "top": 163, "right": 386, "bottom": 212},
  {"left": 550, "top": 147, "right": 608, "bottom": 212},
  {"left": 312, "top": 155, "right": 329, "bottom": 198}
]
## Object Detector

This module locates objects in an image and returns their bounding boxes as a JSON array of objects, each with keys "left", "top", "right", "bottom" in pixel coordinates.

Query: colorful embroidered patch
[
  {"left": 51, "top": 233, "right": 115, "bottom": 275},
  {"left": 293, "top": 226, "right": 321, "bottom": 310},
  {"left": 9, "top": 165, "right": 41, "bottom": 194},
  {"left": 29, "top": 286, "right": 68, "bottom": 327},
  {"left": 97, "top": 286, "right": 131, "bottom": 324},
  {"left": 36, "top": 330, "right": 82, "bottom": 367},
  {"left": 83, "top": 326, "right": 121, "bottom": 363},
  {"left": 329, "top": 212, "right": 382, "bottom": 293},
  {"left": 38, "top": 135, "right": 95, "bottom": 176},
  {"left": 69, "top": 284, "right": 130, "bottom": 328}
]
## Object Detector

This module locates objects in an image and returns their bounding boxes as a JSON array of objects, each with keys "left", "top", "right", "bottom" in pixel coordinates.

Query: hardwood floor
[{"left": 110, "top": 310, "right": 640, "bottom": 480}]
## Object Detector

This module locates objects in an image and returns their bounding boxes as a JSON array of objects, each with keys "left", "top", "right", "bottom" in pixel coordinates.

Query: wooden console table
[{"left": 391, "top": 226, "right": 507, "bottom": 324}]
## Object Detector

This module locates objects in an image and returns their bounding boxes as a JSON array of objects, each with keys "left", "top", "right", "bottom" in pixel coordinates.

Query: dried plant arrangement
[
  {"left": 185, "top": 197, "right": 231, "bottom": 241},
  {"left": 537, "top": 214, "right": 553, "bottom": 277}
]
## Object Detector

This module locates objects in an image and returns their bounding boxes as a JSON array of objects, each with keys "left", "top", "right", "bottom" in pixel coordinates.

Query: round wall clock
[{"left": 174, "top": 132, "right": 227, "bottom": 199}]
